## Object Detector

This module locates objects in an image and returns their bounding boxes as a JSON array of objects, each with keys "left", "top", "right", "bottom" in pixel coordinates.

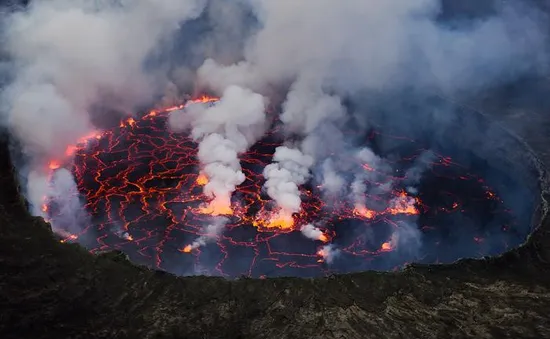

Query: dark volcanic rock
[{"left": 1, "top": 92, "right": 550, "bottom": 339}]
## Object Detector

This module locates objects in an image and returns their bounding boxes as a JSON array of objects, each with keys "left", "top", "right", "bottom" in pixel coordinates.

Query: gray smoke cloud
[
  {"left": 39, "top": 167, "right": 90, "bottom": 236},
  {"left": 1, "top": 0, "right": 207, "bottom": 231},
  {"left": 196, "top": 0, "right": 547, "bottom": 225}
]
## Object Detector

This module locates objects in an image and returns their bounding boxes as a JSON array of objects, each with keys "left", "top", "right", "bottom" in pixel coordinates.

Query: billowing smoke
[
  {"left": 194, "top": 0, "right": 547, "bottom": 261},
  {"left": 263, "top": 147, "right": 313, "bottom": 216},
  {"left": 350, "top": 147, "right": 391, "bottom": 213},
  {"left": 300, "top": 223, "right": 327, "bottom": 242},
  {"left": 2, "top": 0, "right": 207, "bottom": 232},
  {"left": 38, "top": 168, "right": 89, "bottom": 236},
  {"left": 262, "top": 76, "right": 346, "bottom": 215},
  {"left": 169, "top": 85, "right": 266, "bottom": 215}
]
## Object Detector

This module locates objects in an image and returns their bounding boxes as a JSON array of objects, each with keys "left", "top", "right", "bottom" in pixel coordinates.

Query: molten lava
[
  {"left": 253, "top": 209, "right": 295, "bottom": 230},
  {"left": 48, "top": 160, "right": 61, "bottom": 170},
  {"left": 41, "top": 95, "right": 519, "bottom": 277},
  {"left": 197, "top": 198, "right": 234, "bottom": 216},
  {"left": 354, "top": 205, "right": 377, "bottom": 219}
]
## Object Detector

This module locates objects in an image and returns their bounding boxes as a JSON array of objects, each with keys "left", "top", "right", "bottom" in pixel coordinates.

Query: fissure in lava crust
[{"left": 43, "top": 97, "right": 522, "bottom": 278}]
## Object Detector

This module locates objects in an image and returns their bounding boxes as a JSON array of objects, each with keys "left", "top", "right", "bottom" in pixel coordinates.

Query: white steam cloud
[
  {"left": 318, "top": 244, "right": 340, "bottom": 265},
  {"left": 169, "top": 85, "right": 266, "bottom": 213},
  {"left": 3, "top": 0, "right": 207, "bottom": 233},
  {"left": 40, "top": 168, "right": 89, "bottom": 235},
  {"left": 185, "top": 216, "right": 229, "bottom": 251},
  {"left": 300, "top": 223, "right": 324, "bottom": 241},
  {"left": 263, "top": 146, "right": 313, "bottom": 214}
]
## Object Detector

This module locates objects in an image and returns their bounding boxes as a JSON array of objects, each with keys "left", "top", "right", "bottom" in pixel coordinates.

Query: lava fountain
[{"left": 41, "top": 95, "right": 541, "bottom": 278}]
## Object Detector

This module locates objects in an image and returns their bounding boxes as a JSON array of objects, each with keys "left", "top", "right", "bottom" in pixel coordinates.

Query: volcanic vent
[{"left": 41, "top": 95, "right": 538, "bottom": 278}]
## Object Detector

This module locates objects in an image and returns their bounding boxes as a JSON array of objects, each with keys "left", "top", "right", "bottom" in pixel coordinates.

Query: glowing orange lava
[
  {"left": 388, "top": 192, "right": 419, "bottom": 215},
  {"left": 354, "top": 205, "right": 376, "bottom": 219},
  {"left": 39, "top": 93, "right": 515, "bottom": 278},
  {"left": 198, "top": 204, "right": 234, "bottom": 216},
  {"left": 120, "top": 117, "right": 136, "bottom": 128},
  {"left": 319, "top": 233, "right": 329, "bottom": 243},
  {"left": 192, "top": 95, "right": 220, "bottom": 104},
  {"left": 65, "top": 131, "right": 104, "bottom": 156},
  {"left": 48, "top": 160, "right": 61, "bottom": 170},
  {"left": 198, "top": 196, "right": 234, "bottom": 216},
  {"left": 254, "top": 210, "right": 295, "bottom": 230},
  {"left": 60, "top": 234, "right": 78, "bottom": 243},
  {"left": 196, "top": 173, "right": 208, "bottom": 186},
  {"left": 316, "top": 248, "right": 328, "bottom": 263},
  {"left": 380, "top": 241, "right": 393, "bottom": 252}
]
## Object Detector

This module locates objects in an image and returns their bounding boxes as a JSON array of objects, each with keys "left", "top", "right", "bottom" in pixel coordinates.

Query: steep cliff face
[{"left": 1, "top": 91, "right": 550, "bottom": 339}]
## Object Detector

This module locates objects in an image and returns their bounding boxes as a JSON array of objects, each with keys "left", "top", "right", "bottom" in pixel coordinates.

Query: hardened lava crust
[
  {"left": 1, "top": 93, "right": 550, "bottom": 339},
  {"left": 40, "top": 95, "right": 538, "bottom": 278}
]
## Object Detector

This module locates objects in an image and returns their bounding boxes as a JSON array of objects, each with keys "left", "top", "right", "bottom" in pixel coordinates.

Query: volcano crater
[{"left": 43, "top": 95, "right": 544, "bottom": 278}]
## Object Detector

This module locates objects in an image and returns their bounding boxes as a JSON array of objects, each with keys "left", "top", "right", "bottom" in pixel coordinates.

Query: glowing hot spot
[
  {"left": 48, "top": 160, "right": 61, "bottom": 170},
  {"left": 196, "top": 173, "right": 208, "bottom": 186},
  {"left": 120, "top": 117, "right": 136, "bottom": 128},
  {"left": 354, "top": 205, "right": 376, "bottom": 219},
  {"left": 362, "top": 163, "right": 375, "bottom": 171},
  {"left": 319, "top": 233, "right": 329, "bottom": 243},
  {"left": 198, "top": 199, "right": 234, "bottom": 216},
  {"left": 254, "top": 210, "right": 295, "bottom": 230},
  {"left": 316, "top": 248, "right": 327, "bottom": 263},
  {"left": 60, "top": 234, "right": 78, "bottom": 243},
  {"left": 65, "top": 145, "right": 78, "bottom": 156},
  {"left": 380, "top": 241, "right": 393, "bottom": 252},
  {"left": 191, "top": 95, "right": 220, "bottom": 104},
  {"left": 388, "top": 192, "right": 419, "bottom": 216}
]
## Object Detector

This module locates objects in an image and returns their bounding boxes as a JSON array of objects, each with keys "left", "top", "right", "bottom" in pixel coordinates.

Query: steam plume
[
  {"left": 169, "top": 85, "right": 266, "bottom": 214},
  {"left": 318, "top": 244, "right": 339, "bottom": 264},
  {"left": 263, "top": 146, "right": 313, "bottom": 214},
  {"left": 182, "top": 216, "right": 229, "bottom": 252},
  {"left": 300, "top": 223, "right": 328, "bottom": 242}
]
